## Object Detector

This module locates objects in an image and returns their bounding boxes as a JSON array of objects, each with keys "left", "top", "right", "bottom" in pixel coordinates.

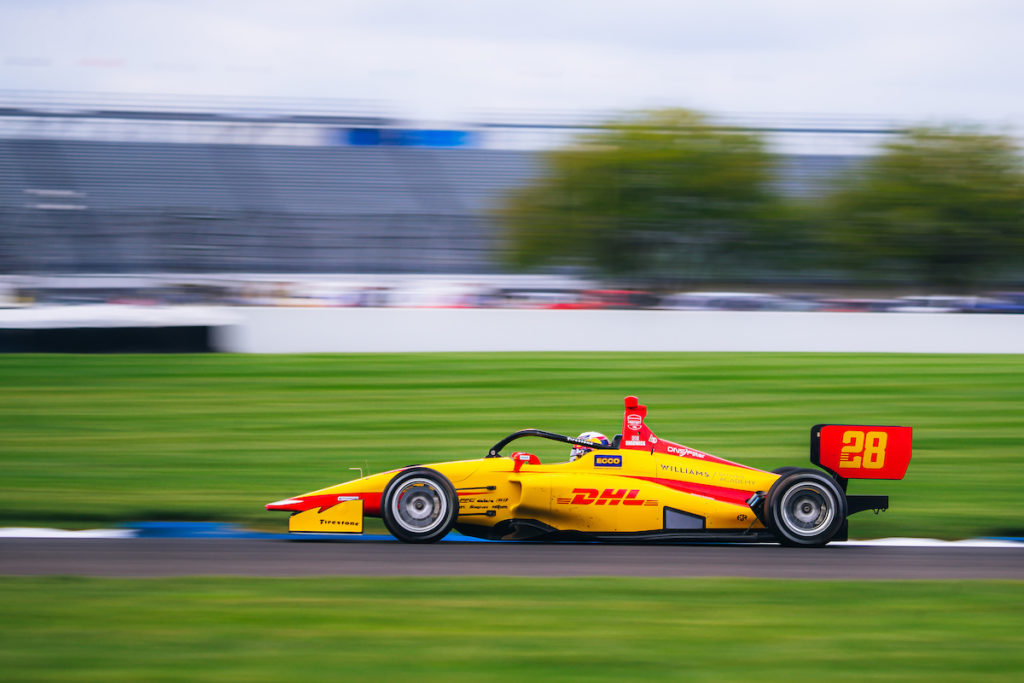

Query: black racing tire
[
  {"left": 381, "top": 467, "right": 458, "bottom": 543},
  {"left": 765, "top": 469, "right": 847, "bottom": 547},
  {"left": 770, "top": 466, "right": 801, "bottom": 476}
]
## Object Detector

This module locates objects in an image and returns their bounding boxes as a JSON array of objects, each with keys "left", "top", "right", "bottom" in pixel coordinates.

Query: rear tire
[
  {"left": 765, "top": 469, "right": 847, "bottom": 547},
  {"left": 381, "top": 468, "right": 458, "bottom": 543}
]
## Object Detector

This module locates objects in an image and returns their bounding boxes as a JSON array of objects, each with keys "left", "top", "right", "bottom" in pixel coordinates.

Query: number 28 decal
[
  {"left": 840, "top": 430, "right": 887, "bottom": 469},
  {"left": 816, "top": 424, "right": 912, "bottom": 480}
]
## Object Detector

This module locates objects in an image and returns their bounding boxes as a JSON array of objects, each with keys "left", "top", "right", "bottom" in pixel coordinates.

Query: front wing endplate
[{"left": 289, "top": 499, "right": 364, "bottom": 533}]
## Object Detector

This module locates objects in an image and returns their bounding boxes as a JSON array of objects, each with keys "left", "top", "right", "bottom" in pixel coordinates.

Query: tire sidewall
[
  {"left": 381, "top": 467, "right": 458, "bottom": 543},
  {"left": 766, "top": 469, "right": 847, "bottom": 547}
]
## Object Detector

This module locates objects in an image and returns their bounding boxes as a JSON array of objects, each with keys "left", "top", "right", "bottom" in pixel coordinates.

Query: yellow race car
[{"left": 267, "top": 396, "right": 913, "bottom": 546}]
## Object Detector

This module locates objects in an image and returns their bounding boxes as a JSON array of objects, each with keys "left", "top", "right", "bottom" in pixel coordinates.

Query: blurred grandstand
[{"left": 0, "top": 91, "right": 887, "bottom": 281}]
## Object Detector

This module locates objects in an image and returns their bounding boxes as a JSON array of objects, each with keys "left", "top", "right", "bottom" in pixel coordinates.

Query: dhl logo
[{"left": 556, "top": 488, "right": 659, "bottom": 506}]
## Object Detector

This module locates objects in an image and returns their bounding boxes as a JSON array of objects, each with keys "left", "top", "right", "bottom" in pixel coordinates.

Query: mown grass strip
[
  {"left": 0, "top": 576, "right": 1022, "bottom": 682},
  {"left": 1, "top": 353, "right": 1022, "bottom": 537}
]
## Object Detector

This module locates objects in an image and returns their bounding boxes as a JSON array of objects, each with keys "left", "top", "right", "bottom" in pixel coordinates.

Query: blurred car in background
[
  {"left": 548, "top": 289, "right": 662, "bottom": 310},
  {"left": 0, "top": 281, "right": 29, "bottom": 308},
  {"left": 888, "top": 295, "right": 1004, "bottom": 313},
  {"left": 972, "top": 293, "right": 1024, "bottom": 314},
  {"left": 384, "top": 281, "right": 495, "bottom": 308},
  {"left": 494, "top": 288, "right": 581, "bottom": 309},
  {"left": 658, "top": 291, "right": 815, "bottom": 311},
  {"left": 818, "top": 298, "right": 900, "bottom": 312}
]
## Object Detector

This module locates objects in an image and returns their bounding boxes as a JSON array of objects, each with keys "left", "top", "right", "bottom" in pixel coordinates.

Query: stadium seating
[{"left": 0, "top": 125, "right": 858, "bottom": 274}]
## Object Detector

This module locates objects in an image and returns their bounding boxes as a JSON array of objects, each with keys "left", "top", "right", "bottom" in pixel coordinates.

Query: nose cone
[{"left": 266, "top": 497, "right": 305, "bottom": 511}]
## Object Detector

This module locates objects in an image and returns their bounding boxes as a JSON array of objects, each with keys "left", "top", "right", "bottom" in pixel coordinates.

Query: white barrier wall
[{"left": 214, "top": 308, "right": 1024, "bottom": 353}]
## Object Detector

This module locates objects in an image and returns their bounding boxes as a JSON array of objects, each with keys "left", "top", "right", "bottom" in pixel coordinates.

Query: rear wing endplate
[{"left": 811, "top": 424, "right": 913, "bottom": 480}]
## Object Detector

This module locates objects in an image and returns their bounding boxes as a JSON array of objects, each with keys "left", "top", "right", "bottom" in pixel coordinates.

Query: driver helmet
[{"left": 570, "top": 431, "right": 610, "bottom": 461}]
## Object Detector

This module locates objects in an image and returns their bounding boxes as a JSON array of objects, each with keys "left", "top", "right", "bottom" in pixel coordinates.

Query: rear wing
[{"left": 811, "top": 424, "right": 913, "bottom": 480}]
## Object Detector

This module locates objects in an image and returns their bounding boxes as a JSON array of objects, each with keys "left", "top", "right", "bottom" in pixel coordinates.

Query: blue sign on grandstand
[{"left": 342, "top": 128, "right": 473, "bottom": 148}]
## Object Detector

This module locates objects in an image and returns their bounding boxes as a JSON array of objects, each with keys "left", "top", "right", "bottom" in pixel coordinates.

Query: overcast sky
[{"left": 1, "top": 0, "right": 1022, "bottom": 126}]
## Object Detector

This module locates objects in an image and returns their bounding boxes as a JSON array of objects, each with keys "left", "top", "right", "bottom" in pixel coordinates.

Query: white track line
[
  {"left": 834, "top": 537, "right": 1024, "bottom": 548},
  {"left": 0, "top": 527, "right": 137, "bottom": 539}
]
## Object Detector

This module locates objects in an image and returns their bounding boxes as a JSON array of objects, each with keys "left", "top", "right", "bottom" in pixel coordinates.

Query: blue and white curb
[{"left": 1, "top": 523, "right": 1022, "bottom": 547}]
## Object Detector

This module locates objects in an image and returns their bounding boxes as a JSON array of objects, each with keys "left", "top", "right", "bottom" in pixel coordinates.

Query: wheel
[
  {"left": 381, "top": 468, "right": 458, "bottom": 543},
  {"left": 770, "top": 466, "right": 800, "bottom": 476},
  {"left": 765, "top": 469, "right": 847, "bottom": 547}
]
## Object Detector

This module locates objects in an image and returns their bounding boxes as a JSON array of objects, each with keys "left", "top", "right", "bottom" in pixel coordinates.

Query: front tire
[
  {"left": 381, "top": 468, "right": 458, "bottom": 543},
  {"left": 765, "top": 469, "right": 847, "bottom": 547}
]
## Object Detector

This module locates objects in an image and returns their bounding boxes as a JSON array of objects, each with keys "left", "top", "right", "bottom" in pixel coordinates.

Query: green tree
[
  {"left": 823, "top": 127, "right": 1024, "bottom": 290},
  {"left": 498, "top": 109, "right": 778, "bottom": 281}
]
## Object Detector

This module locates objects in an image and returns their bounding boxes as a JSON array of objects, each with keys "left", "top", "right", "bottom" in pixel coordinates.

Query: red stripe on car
[
  {"left": 266, "top": 492, "right": 382, "bottom": 516},
  {"left": 626, "top": 476, "right": 754, "bottom": 506}
]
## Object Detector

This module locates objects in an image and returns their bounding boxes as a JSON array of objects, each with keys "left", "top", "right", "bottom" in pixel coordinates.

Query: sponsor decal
[
  {"left": 737, "top": 514, "right": 748, "bottom": 522},
  {"left": 649, "top": 436, "right": 658, "bottom": 444},
  {"left": 717, "top": 474, "right": 757, "bottom": 487},
  {"left": 659, "top": 463, "right": 711, "bottom": 479},
  {"left": 665, "top": 444, "right": 707, "bottom": 458},
  {"left": 556, "top": 488, "right": 659, "bottom": 507},
  {"left": 459, "top": 497, "right": 510, "bottom": 512},
  {"left": 594, "top": 454, "right": 623, "bottom": 467},
  {"left": 319, "top": 518, "right": 360, "bottom": 527},
  {"left": 626, "top": 414, "right": 643, "bottom": 431},
  {"left": 623, "top": 438, "right": 646, "bottom": 447}
]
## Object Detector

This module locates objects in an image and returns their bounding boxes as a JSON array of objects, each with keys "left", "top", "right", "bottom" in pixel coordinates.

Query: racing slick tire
[
  {"left": 765, "top": 469, "right": 847, "bottom": 547},
  {"left": 381, "top": 467, "right": 458, "bottom": 543},
  {"left": 770, "top": 466, "right": 801, "bottom": 476}
]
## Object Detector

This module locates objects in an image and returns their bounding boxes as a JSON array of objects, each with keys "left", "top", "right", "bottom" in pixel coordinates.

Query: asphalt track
[{"left": 3, "top": 538, "right": 1023, "bottom": 579}]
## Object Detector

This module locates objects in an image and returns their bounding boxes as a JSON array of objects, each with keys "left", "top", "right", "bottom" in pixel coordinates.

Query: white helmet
[{"left": 570, "top": 431, "right": 610, "bottom": 461}]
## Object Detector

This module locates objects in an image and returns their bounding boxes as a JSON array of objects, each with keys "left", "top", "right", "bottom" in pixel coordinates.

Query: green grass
[
  {"left": 0, "top": 576, "right": 1021, "bottom": 681},
  {"left": 1, "top": 353, "right": 1023, "bottom": 538}
]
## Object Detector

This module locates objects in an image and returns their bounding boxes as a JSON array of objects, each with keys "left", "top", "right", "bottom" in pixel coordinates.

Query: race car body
[{"left": 267, "top": 396, "right": 913, "bottom": 546}]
